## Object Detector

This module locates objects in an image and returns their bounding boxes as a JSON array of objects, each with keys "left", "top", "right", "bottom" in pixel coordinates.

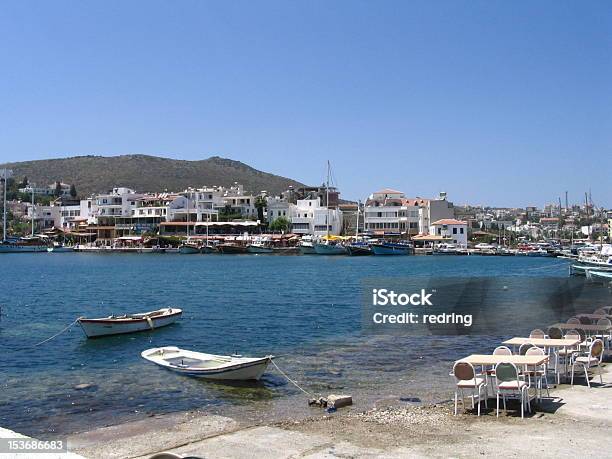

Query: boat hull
[
  {"left": 371, "top": 244, "right": 411, "bottom": 255},
  {"left": 141, "top": 347, "right": 272, "bottom": 380},
  {"left": 313, "top": 243, "right": 347, "bottom": 255},
  {"left": 0, "top": 244, "right": 48, "bottom": 253},
  {"left": 78, "top": 309, "right": 182, "bottom": 338},
  {"left": 299, "top": 245, "right": 317, "bottom": 255},
  {"left": 179, "top": 245, "right": 200, "bottom": 254},
  {"left": 218, "top": 244, "right": 248, "bottom": 254},
  {"left": 346, "top": 245, "right": 372, "bottom": 256},
  {"left": 247, "top": 245, "right": 274, "bottom": 253}
]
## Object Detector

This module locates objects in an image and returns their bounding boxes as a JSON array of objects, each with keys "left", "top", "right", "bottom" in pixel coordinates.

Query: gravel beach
[{"left": 67, "top": 362, "right": 612, "bottom": 458}]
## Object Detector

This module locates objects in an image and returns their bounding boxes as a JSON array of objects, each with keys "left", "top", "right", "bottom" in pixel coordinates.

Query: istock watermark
[
  {"left": 361, "top": 276, "right": 610, "bottom": 336},
  {"left": 369, "top": 287, "right": 473, "bottom": 329}
]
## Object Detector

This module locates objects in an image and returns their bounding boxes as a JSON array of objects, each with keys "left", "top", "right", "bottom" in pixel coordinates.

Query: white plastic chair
[
  {"left": 571, "top": 339, "right": 605, "bottom": 388},
  {"left": 525, "top": 346, "right": 550, "bottom": 401},
  {"left": 495, "top": 362, "right": 531, "bottom": 418},
  {"left": 452, "top": 361, "right": 488, "bottom": 416}
]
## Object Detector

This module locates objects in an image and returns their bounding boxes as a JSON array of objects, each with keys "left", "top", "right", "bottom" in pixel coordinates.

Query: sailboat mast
[
  {"left": 2, "top": 169, "right": 7, "bottom": 242},
  {"left": 326, "top": 161, "right": 330, "bottom": 238},
  {"left": 31, "top": 186, "right": 35, "bottom": 237},
  {"left": 356, "top": 199, "right": 360, "bottom": 237}
]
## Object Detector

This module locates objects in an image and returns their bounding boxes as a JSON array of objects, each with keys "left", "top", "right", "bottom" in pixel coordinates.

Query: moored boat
[
  {"left": 346, "top": 243, "right": 372, "bottom": 256},
  {"left": 0, "top": 237, "right": 49, "bottom": 253},
  {"left": 371, "top": 241, "right": 412, "bottom": 255},
  {"left": 178, "top": 243, "right": 200, "bottom": 254},
  {"left": 217, "top": 243, "right": 248, "bottom": 254},
  {"left": 247, "top": 243, "right": 274, "bottom": 254},
  {"left": 587, "top": 270, "right": 612, "bottom": 283},
  {"left": 313, "top": 241, "right": 347, "bottom": 255},
  {"left": 141, "top": 346, "right": 273, "bottom": 380},
  {"left": 78, "top": 307, "right": 182, "bottom": 338}
]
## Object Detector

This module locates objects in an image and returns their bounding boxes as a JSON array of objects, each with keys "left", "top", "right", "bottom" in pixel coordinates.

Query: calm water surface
[{"left": 0, "top": 254, "right": 579, "bottom": 437}]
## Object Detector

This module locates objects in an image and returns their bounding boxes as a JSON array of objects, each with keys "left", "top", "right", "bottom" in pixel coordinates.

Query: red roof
[{"left": 431, "top": 219, "right": 467, "bottom": 225}]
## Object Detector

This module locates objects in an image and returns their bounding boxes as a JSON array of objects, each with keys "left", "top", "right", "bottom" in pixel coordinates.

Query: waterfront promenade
[{"left": 66, "top": 364, "right": 612, "bottom": 458}]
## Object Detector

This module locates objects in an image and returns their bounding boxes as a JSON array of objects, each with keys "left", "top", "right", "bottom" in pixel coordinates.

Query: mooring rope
[
  {"left": 33, "top": 318, "right": 80, "bottom": 347},
  {"left": 270, "top": 359, "right": 313, "bottom": 397}
]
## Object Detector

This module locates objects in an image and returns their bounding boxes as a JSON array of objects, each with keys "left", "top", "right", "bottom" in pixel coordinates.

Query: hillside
[{"left": 0, "top": 155, "right": 306, "bottom": 196}]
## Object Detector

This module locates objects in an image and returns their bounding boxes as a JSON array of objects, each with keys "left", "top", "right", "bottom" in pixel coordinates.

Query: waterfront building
[
  {"left": 291, "top": 197, "right": 342, "bottom": 236},
  {"left": 266, "top": 196, "right": 294, "bottom": 224},
  {"left": 429, "top": 219, "right": 468, "bottom": 246},
  {"left": 363, "top": 189, "right": 454, "bottom": 238}
]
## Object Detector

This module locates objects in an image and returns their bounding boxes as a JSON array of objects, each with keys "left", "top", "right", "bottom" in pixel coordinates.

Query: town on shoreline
[{"left": 1, "top": 169, "right": 610, "bottom": 254}]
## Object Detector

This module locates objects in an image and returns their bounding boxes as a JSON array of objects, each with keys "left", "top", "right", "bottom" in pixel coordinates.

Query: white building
[
  {"left": 364, "top": 189, "right": 454, "bottom": 237},
  {"left": 266, "top": 196, "right": 293, "bottom": 223},
  {"left": 96, "top": 188, "right": 143, "bottom": 218},
  {"left": 291, "top": 197, "right": 342, "bottom": 236},
  {"left": 429, "top": 219, "right": 468, "bottom": 246},
  {"left": 19, "top": 182, "right": 72, "bottom": 197}
]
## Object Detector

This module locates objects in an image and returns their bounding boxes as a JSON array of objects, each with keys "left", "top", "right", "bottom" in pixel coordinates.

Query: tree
[
  {"left": 70, "top": 184, "right": 77, "bottom": 198},
  {"left": 269, "top": 216, "right": 291, "bottom": 233},
  {"left": 54, "top": 181, "right": 62, "bottom": 197},
  {"left": 254, "top": 196, "right": 267, "bottom": 222},
  {"left": 19, "top": 176, "right": 28, "bottom": 188}
]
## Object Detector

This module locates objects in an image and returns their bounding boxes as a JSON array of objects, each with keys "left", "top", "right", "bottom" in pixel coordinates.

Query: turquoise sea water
[{"left": 0, "top": 254, "right": 595, "bottom": 437}]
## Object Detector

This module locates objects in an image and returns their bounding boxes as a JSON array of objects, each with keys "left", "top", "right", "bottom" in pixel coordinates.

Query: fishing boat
[
  {"left": 47, "top": 243, "right": 75, "bottom": 253},
  {"left": 200, "top": 244, "right": 217, "bottom": 253},
  {"left": 298, "top": 239, "right": 317, "bottom": 254},
  {"left": 247, "top": 242, "right": 274, "bottom": 254},
  {"left": 217, "top": 243, "right": 248, "bottom": 254},
  {"left": 78, "top": 307, "right": 182, "bottom": 338},
  {"left": 313, "top": 241, "right": 347, "bottom": 255},
  {"left": 371, "top": 241, "right": 412, "bottom": 255},
  {"left": 0, "top": 237, "right": 49, "bottom": 253},
  {"left": 178, "top": 243, "right": 200, "bottom": 254},
  {"left": 432, "top": 243, "right": 467, "bottom": 255},
  {"left": 141, "top": 346, "right": 273, "bottom": 380},
  {"left": 271, "top": 246, "right": 300, "bottom": 255},
  {"left": 586, "top": 270, "right": 612, "bottom": 284},
  {"left": 346, "top": 243, "right": 372, "bottom": 256}
]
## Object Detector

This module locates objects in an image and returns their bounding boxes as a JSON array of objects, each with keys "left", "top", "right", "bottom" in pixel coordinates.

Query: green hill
[{"left": 0, "top": 154, "right": 306, "bottom": 196}]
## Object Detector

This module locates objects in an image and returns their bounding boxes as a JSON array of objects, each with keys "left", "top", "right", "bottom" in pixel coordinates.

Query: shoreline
[{"left": 66, "top": 363, "right": 612, "bottom": 458}]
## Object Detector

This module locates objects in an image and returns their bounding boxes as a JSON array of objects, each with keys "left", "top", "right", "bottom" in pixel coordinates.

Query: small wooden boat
[
  {"left": 217, "top": 243, "right": 248, "bottom": 254},
  {"left": 346, "top": 244, "right": 372, "bottom": 256},
  {"left": 178, "top": 243, "right": 200, "bottom": 254},
  {"left": 247, "top": 243, "right": 274, "bottom": 254},
  {"left": 78, "top": 307, "right": 182, "bottom": 338},
  {"left": 141, "top": 346, "right": 273, "bottom": 380},
  {"left": 200, "top": 244, "right": 217, "bottom": 254},
  {"left": 313, "top": 242, "right": 347, "bottom": 255}
]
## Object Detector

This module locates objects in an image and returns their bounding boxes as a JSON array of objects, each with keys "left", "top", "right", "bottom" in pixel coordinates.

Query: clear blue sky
[{"left": 1, "top": 1, "right": 610, "bottom": 207}]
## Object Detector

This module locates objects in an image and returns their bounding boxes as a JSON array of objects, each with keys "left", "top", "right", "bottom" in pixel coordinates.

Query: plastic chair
[
  {"left": 495, "top": 362, "right": 531, "bottom": 418},
  {"left": 519, "top": 343, "right": 534, "bottom": 355},
  {"left": 452, "top": 361, "right": 488, "bottom": 416},
  {"left": 594, "top": 318, "right": 612, "bottom": 349},
  {"left": 485, "top": 346, "right": 512, "bottom": 385},
  {"left": 529, "top": 329, "right": 546, "bottom": 339},
  {"left": 571, "top": 339, "right": 605, "bottom": 388},
  {"left": 525, "top": 346, "right": 550, "bottom": 401},
  {"left": 547, "top": 326, "right": 563, "bottom": 339}
]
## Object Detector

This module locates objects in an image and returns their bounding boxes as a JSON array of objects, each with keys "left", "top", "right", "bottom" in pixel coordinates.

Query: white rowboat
[
  {"left": 141, "top": 346, "right": 273, "bottom": 380},
  {"left": 78, "top": 307, "right": 182, "bottom": 338}
]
